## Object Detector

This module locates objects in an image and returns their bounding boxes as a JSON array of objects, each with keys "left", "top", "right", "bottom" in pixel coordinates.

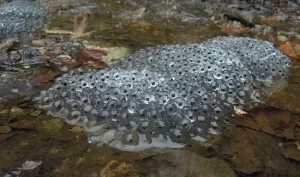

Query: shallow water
[{"left": 1, "top": 0, "right": 300, "bottom": 177}]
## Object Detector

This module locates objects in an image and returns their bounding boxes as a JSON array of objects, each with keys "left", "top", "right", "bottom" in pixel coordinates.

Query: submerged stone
[
  {"left": 10, "top": 107, "right": 27, "bottom": 118},
  {"left": 34, "top": 36, "right": 291, "bottom": 151},
  {"left": 0, "top": 125, "right": 12, "bottom": 134}
]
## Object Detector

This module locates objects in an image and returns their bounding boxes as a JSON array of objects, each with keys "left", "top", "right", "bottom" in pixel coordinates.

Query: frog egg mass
[
  {"left": 34, "top": 36, "right": 291, "bottom": 151},
  {"left": 0, "top": 0, "right": 50, "bottom": 40}
]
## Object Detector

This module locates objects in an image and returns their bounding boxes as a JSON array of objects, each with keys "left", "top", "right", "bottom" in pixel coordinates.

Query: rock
[
  {"left": 0, "top": 109, "right": 9, "bottom": 117},
  {"left": 10, "top": 51, "right": 21, "bottom": 62},
  {"left": 31, "top": 39, "right": 49, "bottom": 47},
  {"left": 9, "top": 120, "right": 36, "bottom": 130},
  {"left": 56, "top": 55, "right": 72, "bottom": 60},
  {"left": 69, "top": 126, "right": 84, "bottom": 133},
  {"left": 100, "top": 160, "right": 140, "bottom": 177},
  {"left": 0, "top": 39, "right": 20, "bottom": 52},
  {"left": 279, "top": 142, "right": 300, "bottom": 161},
  {"left": 219, "top": 126, "right": 300, "bottom": 175},
  {"left": 277, "top": 35, "right": 288, "bottom": 42},
  {"left": 155, "top": 150, "right": 236, "bottom": 177},
  {"left": 0, "top": 125, "right": 12, "bottom": 134},
  {"left": 30, "top": 110, "right": 42, "bottom": 117},
  {"left": 9, "top": 107, "right": 27, "bottom": 118},
  {"left": 0, "top": 133, "right": 14, "bottom": 142},
  {"left": 261, "top": 25, "right": 274, "bottom": 35},
  {"left": 38, "top": 119, "right": 64, "bottom": 134},
  {"left": 223, "top": 9, "right": 256, "bottom": 27}
]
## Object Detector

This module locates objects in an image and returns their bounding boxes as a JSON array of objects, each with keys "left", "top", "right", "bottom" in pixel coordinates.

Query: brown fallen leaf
[
  {"left": 236, "top": 108, "right": 295, "bottom": 139},
  {"left": 236, "top": 117, "right": 259, "bottom": 130},
  {"left": 279, "top": 141, "right": 300, "bottom": 161},
  {"left": 76, "top": 48, "right": 107, "bottom": 68},
  {"left": 278, "top": 41, "right": 298, "bottom": 59},
  {"left": 86, "top": 61, "right": 103, "bottom": 69},
  {"left": 8, "top": 120, "right": 36, "bottom": 130},
  {"left": 32, "top": 70, "right": 62, "bottom": 88},
  {"left": 38, "top": 70, "right": 61, "bottom": 83},
  {"left": 221, "top": 26, "right": 248, "bottom": 35},
  {"left": 294, "top": 43, "right": 300, "bottom": 57},
  {"left": 259, "top": 35, "right": 276, "bottom": 43}
]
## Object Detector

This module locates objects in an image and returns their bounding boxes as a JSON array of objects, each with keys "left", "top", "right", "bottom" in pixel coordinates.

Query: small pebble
[
  {"left": 0, "top": 125, "right": 12, "bottom": 134},
  {"left": 10, "top": 51, "right": 21, "bottom": 61},
  {"left": 39, "top": 120, "right": 63, "bottom": 133},
  {"left": 11, "top": 89, "right": 19, "bottom": 93},
  {"left": 10, "top": 107, "right": 27, "bottom": 118},
  {"left": 277, "top": 35, "right": 288, "bottom": 42},
  {"left": 0, "top": 109, "right": 9, "bottom": 116},
  {"left": 30, "top": 110, "right": 42, "bottom": 117},
  {"left": 69, "top": 126, "right": 84, "bottom": 133},
  {"left": 31, "top": 39, "right": 48, "bottom": 47},
  {"left": 56, "top": 55, "right": 72, "bottom": 60}
]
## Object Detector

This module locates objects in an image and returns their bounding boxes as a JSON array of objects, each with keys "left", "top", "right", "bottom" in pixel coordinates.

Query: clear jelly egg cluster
[
  {"left": 0, "top": 0, "right": 50, "bottom": 40},
  {"left": 34, "top": 37, "right": 291, "bottom": 151}
]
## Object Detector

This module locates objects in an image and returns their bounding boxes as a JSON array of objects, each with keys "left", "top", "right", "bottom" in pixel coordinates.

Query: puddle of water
[
  {"left": 1, "top": 1, "right": 300, "bottom": 176},
  {"left": 264, "top": 61, "right": 300, "bottom": 112},
  {"left": 49, "top": 14, "right": 223, "bottom": 50}
]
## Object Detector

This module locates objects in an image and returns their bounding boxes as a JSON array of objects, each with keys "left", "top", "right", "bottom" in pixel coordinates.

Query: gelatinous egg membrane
[
  {"left": 34, "top": 37, "right": 291, "bottom": 151},
  {"left": 0, "top": 0, "right": 50, "bottom": 40}
]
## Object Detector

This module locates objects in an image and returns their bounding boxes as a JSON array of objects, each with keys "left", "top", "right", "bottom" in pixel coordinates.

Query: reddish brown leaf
[
  {"left": 32, "top": 70, "right": 62, "bottom": 88},
  {"left": 87, "top": 61, "right": 104, "bottom": 69},
  {"left": 278, "top": 42, "right": 298, "bottom": 59},
  {"left": 38, "top": 70, "right": 61, "bottom": 83},
  {"left": 294, "top": 43, "right": 300, "bottom": 57},
  {"left": 280, "top": 111, "right": 291, "bottom": 124},
  {"left": 9, "top": 120, "right": 36, "bottom": 130},
  {"left": 60, "top": 59, "right": 81, "bottom": 71},
  {"left": 236, "top": 117, "right": 259, "bottom": 130},
  {"left": 221, "top": 26, "right": 248, "bottom": 35},
  {"left": 76, "top": 48, "right": 107, "bottom": 68},
  {"left": 236, "top": 108, "right": 295, "bottom": 139},
  {"left": 260, "top": 35, "right": 276, "bottom": 43}
]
